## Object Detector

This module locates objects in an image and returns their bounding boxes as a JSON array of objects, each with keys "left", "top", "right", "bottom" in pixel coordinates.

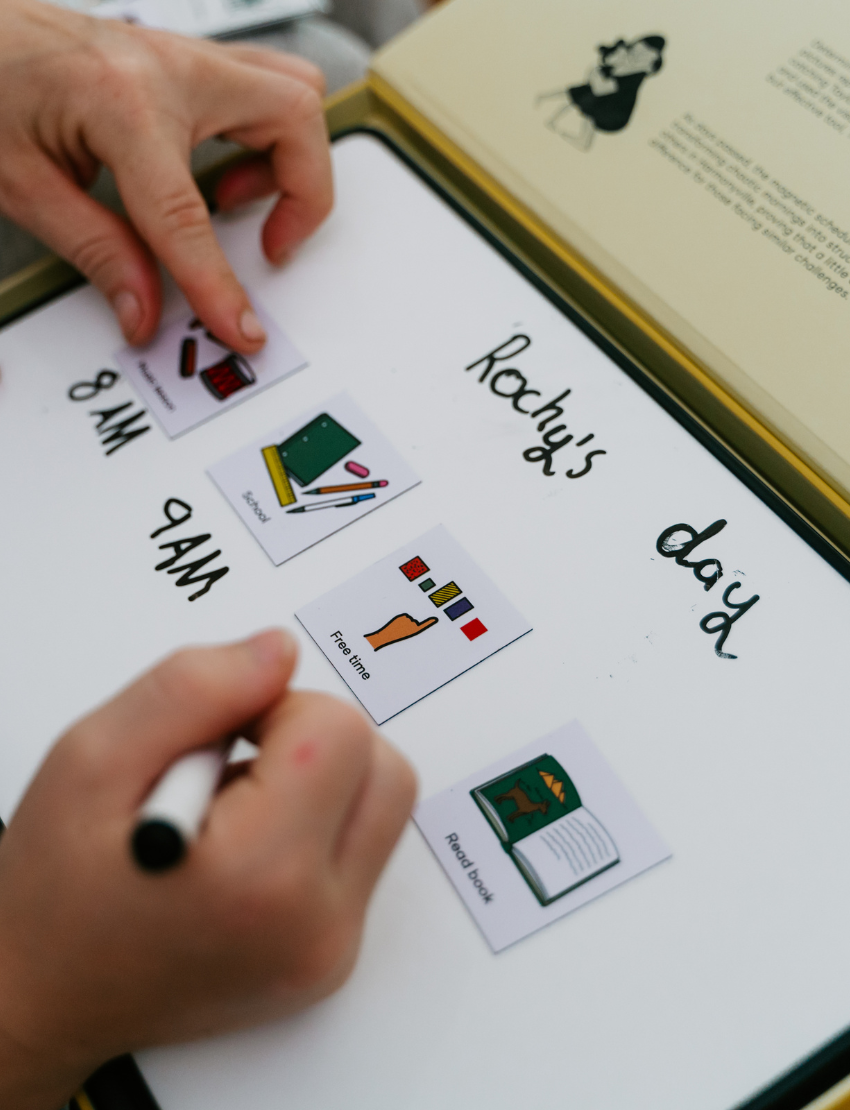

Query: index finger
[
  {"left": 216, "top": 72, "right": 332, "bottom": 262},
  {"left": 111, "top": 139, "right": 266, "bottom": 353},
  {"left": 213, "top": 692, "right": 376, "bottom": 863}
]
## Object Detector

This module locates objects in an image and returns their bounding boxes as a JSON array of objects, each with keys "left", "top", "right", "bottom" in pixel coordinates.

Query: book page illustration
[
  {"left": 537, "top": 35, "right": 666, "bottom": 151},
  {"left": 473, "top": 755, "right": 619, "bottom": 905},
  {"left": 296, "top": 525, "right": 531, "bottom": 724},
  {"left": 415, "top": 722, "right": 670, "bottom": 951},
  {"left": 116, "top": 301, "right": 306, "bottom": 437},
  {"left": 207, "top": 393, "right": 420, "bottom": 566}
]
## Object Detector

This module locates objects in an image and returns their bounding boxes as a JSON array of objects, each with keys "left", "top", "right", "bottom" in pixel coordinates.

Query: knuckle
[
  {"left": 286, "top": 82, "right": 324, "bottom": 127},
  {"left": 312, "top": 181, "right": 334, "bottom": 224},
  {"left": 153, "top": 647, "right": 220, "bottom": 708},
  {"left": 273, "top": 856, "right": 322, "bottom": 915},
  {"left": 89, "top": 49, "right": 159, "bottom": 123},
  {"left": 328, "top": 697, "right": 372, "bottom": 739},
  {"left": 57, "top": 721, "right": 110, "bottom": 791},
  {"left": 0, "top": 164, "right": 31, "bottom": 220},
  {"left": 298, "top": 62, "right": 326, "bottom": 97},
  {"left": 294, "top": 692, "right": 372, "bottom": 751},
  {"left": 154, "top": 188, "right": 211, "bottom": 240},
  {"left": 392, "top": 749, "right": 418, "bottom": 809},
  {"left": 321, "top": 699, "right": 374, "bottom": 761},
  {"left": 65, "top": 228, "right": 122, "bottom": 284}
]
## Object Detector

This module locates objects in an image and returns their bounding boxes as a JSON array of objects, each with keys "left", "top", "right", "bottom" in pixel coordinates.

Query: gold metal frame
[
  {"left": 812, "top": 1076, "right": 850, "bottom": 1110},
  {"left": 0, "top": 77, "right": 846, "bottom": 1110}
]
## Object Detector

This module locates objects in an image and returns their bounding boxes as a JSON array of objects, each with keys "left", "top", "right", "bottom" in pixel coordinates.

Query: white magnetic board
[{"left": 1, "top": 133, "right": 850, "bottom": 1110}]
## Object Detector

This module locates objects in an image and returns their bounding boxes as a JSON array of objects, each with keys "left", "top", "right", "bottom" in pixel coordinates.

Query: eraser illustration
[{"left": 345, "top": 461, "right": 370, "bottom": 478}]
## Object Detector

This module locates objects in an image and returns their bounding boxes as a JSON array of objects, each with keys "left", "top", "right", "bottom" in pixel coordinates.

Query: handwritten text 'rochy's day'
[{"left": 464, "top": 335, "right": 606, "bottom": 479}]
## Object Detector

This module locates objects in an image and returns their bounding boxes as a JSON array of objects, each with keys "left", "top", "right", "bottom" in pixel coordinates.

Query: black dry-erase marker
[{"left": 131, "top": 746, "right": 230, "bottom": 872}]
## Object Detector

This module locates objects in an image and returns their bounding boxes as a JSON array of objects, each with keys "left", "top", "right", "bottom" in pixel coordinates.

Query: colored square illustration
[
  {"left": 429, "top": 582, "right": 462, "bottom": 607},
  {"left": 418, "top": 577, "right": 436, "bottom": 592},
  {"left": 461, "top": 618, "right": 487, "bottom": 641},
  {"left": 208, "top": 393, "right": 420, "bottom": 566},
  {"left": 400, "top": 556, "right": 429, "bottom": 581},
  {"left": 414, "top": 722, "right": 671, "bottom": 952},
  {"left": 296, "top": 525, "right": 531, "bottom": 724},
  {"left": 117, "top": 300, "right": 305, "bottom": 438},
  {"left": 445, "top": 596, "right": 474, "bottom": 621}
]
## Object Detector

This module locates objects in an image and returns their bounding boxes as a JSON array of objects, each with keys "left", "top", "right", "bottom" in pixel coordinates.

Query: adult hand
[
  {"left": 0, "top": 0, "right": 333, "bottom": 350},
  {"left": 0, "top": 631, "right": 416, "bottom": 1110}
]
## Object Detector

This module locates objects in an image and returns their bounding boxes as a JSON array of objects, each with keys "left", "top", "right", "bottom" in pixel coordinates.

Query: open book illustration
[{"left": 471, "top": 754, "right": 619, "bottom": 905}]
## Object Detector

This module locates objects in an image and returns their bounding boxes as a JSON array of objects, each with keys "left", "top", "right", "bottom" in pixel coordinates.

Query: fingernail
[
  {"left": 270, "top": 247, "right": 292, "bottom": 267},
  {"left": 113, "top": 290, "right": 142, "bottom": 340},
  {"left": 240, "top": 307, "right": 266, "bottom": 344},
  {"left": 245, "top": 628, "right": 295, "bottom": 668}
]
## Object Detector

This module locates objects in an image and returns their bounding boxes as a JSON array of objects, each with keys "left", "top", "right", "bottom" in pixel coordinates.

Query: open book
[
  {"left": 372, "top": 0, "right": 850, "bottom": 555},
  {"left": 471, "top": 754, "right": 619, "bottom": 905}
]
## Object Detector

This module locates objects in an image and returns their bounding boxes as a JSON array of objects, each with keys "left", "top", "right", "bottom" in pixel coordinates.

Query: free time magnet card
[
  {"left": 209, "top": 393, "right": 420, "bottom": 565},
  {"left": 415, "top": 722, "right": 670, "bottom": 952},
  {"left": 116, "top": 301, "right": 306, "bottom": 438},
  {"left": 296, "top": 525, "right": 532, "bottom": 724}
]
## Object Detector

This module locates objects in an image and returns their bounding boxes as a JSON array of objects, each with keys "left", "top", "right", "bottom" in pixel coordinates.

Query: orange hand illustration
[{"left": 364, "top": 613, "right": 438, "bottom": 651}]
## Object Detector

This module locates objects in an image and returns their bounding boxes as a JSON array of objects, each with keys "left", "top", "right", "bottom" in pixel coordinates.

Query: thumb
[
  {"left": 0, "top": 150, "right": 161, "bottom": 344},
  {"left": 59, "top": 630, "right": 299, "bottom": 809}
]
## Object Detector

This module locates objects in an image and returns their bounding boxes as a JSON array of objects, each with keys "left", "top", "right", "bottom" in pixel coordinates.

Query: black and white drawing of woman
[{"left": 538, "top": 35, "right": 666, "bottom": 151}]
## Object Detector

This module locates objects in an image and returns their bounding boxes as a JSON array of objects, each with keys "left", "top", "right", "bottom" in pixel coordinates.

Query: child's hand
[
  {"left": 0, "top": 0, "right": 333, "bottom": 351},
  {"left": 0, "top": 631, "right": 416, "bottom": 1110}
]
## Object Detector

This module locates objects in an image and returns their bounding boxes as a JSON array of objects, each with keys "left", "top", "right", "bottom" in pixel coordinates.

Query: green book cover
[
  {"left": 471, "top": 754, "right": 619, "bottom": 905},
  {"left": 274, "top": 413, "right": 361, "bottom": 487},
  {"left": 472, "top": 754, "right": 582, "bottom": 843}
]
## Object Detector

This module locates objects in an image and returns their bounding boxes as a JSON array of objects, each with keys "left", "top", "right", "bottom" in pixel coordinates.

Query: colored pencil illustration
[
  {"left": 304, "top": 480, "right": 389, "bottom": 495},
  {"left": 286, "top": 493, "right": 376, "bottom": 514}
]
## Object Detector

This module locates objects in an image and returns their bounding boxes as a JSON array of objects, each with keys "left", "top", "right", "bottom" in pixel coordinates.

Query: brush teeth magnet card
[
  {"left": 415, "top": 722, "right": 671, "bottom": 952},
  {"left": 115, "top": 301, "right": 306, "bottom": 437},
  {"left": 296, "top": 525, "right": 532, "bottom": 724},
  {"left": 208, "top": 393, "right": 421, "bottom": 565}
]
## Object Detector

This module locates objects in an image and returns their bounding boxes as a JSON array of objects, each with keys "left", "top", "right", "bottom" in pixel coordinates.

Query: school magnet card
[
  {"left": 296, "top": 525, "right": 532, "bottom": 724},
  {"left": 208, "top": 393, "right": 420, "bottom": 565},
  {"left": 415, "top": 722, "right": 670, "bottom": 952},
  {"left": 116, "top": 303, "right": 306, "bottom": 438}
]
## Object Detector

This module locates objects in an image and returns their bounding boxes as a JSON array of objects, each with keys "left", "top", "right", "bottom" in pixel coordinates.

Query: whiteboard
[{"left": 1, "top": 133, "right": 850, "bottom": 1110}]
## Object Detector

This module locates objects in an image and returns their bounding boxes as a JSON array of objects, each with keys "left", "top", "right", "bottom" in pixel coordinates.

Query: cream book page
[{"left": 374, "top": 0, "right": 850, "bottom": 498}]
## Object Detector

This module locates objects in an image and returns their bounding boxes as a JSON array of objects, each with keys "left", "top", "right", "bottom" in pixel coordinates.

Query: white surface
[
  {"left": 0, "top": 134, "right": 849, "bottom": 1109},
  {"left": 208, "top": 392, "right": 420, "bottom": 564},
  {"left": 296, "top": 524, "right": 532, "bottom": 723},
  {"left": 415, "top": 722, "right": 669, "bottom": 951},
  {"left": 140, "top": 747, "right": 227, "bottom": 840}
]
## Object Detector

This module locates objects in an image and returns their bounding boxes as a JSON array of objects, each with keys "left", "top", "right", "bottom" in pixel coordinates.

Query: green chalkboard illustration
[
  {"left": 471, "top": 754, "right": 619, "bottom": 905},
  {"left": 264, "top": 413, "right": 362, "bottom": 491}
]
